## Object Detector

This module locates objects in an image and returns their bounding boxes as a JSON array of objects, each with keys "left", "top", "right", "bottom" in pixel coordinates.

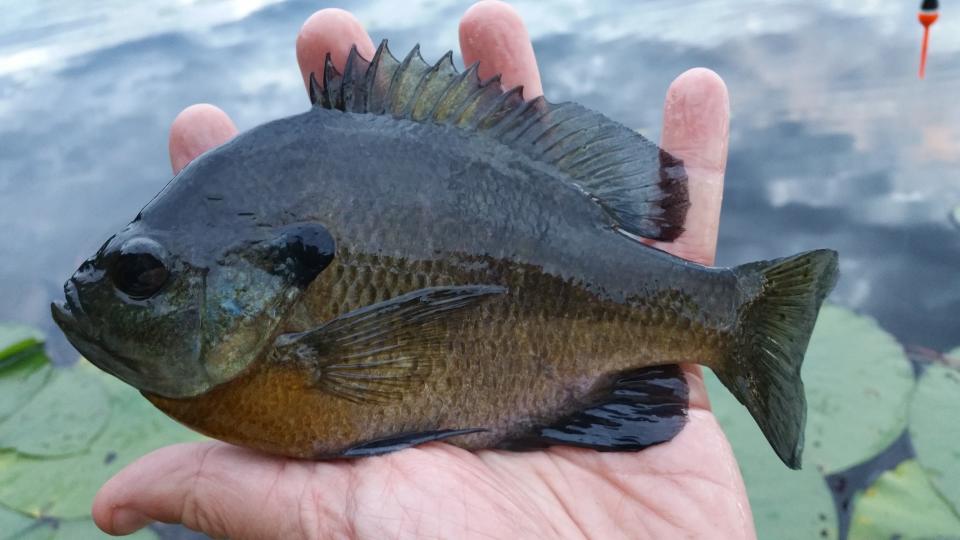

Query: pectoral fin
[{"left": 271, "top": 285, "right": 506, "bottom": 403}]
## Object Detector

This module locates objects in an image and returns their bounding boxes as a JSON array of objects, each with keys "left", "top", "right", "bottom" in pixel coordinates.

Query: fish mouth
[
  {"left": 51, "top": 278, "right": 90, "bottom": 339},
  {"left": 51, "top": 280, "right": 146, "bottom": 389}
]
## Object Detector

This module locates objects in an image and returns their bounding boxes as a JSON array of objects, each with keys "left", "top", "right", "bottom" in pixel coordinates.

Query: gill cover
[{"left": 196, "top": 222, "right": 336, "bottom": 394}]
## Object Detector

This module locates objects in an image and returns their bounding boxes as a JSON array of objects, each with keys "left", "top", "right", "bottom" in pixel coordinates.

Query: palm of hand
[{"left": 96, "top": 3, "right": 749, "bottom": 538}]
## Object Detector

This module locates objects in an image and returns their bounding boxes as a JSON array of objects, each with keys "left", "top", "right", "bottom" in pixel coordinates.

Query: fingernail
[{"left": 112, "top": 508, "right": 151, "bottom": 534}]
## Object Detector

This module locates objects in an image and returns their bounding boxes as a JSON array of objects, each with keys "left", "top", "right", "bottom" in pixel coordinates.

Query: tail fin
[{"left": 717, "top": 249, "right": 839, "bottom": 469}]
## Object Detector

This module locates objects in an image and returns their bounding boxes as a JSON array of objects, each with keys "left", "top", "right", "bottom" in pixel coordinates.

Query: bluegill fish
[{"left": 51, "top": 42, "right": 838, "bottom": 468}]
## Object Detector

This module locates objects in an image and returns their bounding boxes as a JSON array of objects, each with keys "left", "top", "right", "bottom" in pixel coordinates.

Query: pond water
[{"left": 1, "top": 1, "right": 958, "bottom": 538}]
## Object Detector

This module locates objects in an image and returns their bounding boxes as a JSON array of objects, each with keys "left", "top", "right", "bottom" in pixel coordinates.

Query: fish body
[{"left": 52, "top": 43, "right": 838, "bottom": 468}]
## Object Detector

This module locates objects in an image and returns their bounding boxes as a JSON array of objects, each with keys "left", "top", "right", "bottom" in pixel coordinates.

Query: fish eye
[{"left": 111, "top": 237, "right": 169, "bottom": 300}]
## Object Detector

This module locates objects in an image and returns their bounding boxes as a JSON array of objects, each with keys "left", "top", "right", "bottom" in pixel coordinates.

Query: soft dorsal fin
[{"left": 309, "top": 41, "right": 689, "bottom": 241}]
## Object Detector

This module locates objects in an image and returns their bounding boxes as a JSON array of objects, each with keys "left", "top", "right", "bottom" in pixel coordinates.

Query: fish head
[
  {"left": 51, "top": 221, "right": 211, "bottom": 398},
  {"left": 51, "top": 176, "right": 336, "bottom": 399}
]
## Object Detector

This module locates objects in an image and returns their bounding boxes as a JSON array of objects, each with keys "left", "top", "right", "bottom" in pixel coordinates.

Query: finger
[
  {"left": 296, "top": 8, "right": 376, "bottom": 93},
  {"left": 681, "top": 364, "right": 710, "bottom": 411},
  {"left": 459, "top": 0, "right": 543, "bottom": 98},
  {"left": 169, "top": 104, "right": 238, "bottom": 174},
  {"left": 92, "top": 442, "right": 350, "bottom": 538},
  {"left": 652, "top": 68, "right": 729, "bottom": 265}
]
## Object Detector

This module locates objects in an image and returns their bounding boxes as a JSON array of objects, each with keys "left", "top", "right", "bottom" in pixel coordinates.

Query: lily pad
[
  {"left": 0, "top": 365, "right": 204, "bottom": 519},
  {"left": 705, "top": 372, "right": 839, "bottom": 539},
  {"left": 909, "top": 361, "right": 960, "bottom": 514},
  {"left": 0, "top": 514, "right": 158, "bottom": 540},
  {"left": 848, "top": 460, "right": 960, "bottom": 539},
  {"left": 52, "top": 519, "right": 158, "bottom": 539},
  {"left": 0, "top": 324, "right": 44, "bottom": 364},
  {"left": 802, "top": 305, "right": 915, "bottom": 473},
  {"left": 0, "top": 366, "right": 110, "bottom": 457},
  {"left": 0, "top": 350, "right": 51, "bottom": 422},
  {"left": 0, "top": 504, "right": 48, "bottom": 540}
]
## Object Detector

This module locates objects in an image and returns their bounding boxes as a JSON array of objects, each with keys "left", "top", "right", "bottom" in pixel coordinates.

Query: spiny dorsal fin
[{"left": 312, "top": 41, "right": 689, "bottom": 241}]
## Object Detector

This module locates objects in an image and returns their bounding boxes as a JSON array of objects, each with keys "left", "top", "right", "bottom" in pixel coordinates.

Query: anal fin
[{"left": 499, "top": 365, "right": 688, "bottom": 452}]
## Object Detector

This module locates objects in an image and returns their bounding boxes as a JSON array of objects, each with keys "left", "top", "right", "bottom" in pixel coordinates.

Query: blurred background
[{"left": 0, "top": 1, "right": 958, "bottom": 539}]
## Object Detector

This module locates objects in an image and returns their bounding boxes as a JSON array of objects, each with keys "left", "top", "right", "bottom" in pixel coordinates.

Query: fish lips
[{"left": 51, "top": 280, "right": 147, "bottom": 391}]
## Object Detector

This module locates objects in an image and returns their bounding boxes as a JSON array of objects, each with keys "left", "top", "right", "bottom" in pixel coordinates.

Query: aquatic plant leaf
[
  {"left": 0, "top": 366, "right": 109, "bottom": 457},
  {"left": 909, "top": 361, "right": 960, "bottom": 514},
  {"left": 848, "top": 460, "right": 960, "bottom": 539},
  {"left": 0, "top": 324, "right": 43, "bottom": 363},
  {"left": 705, "top": 372, "right": 838, "bottom": 540},
  {"left": 52, "top": 519, "right": 158, "bottom": 539},
  {"left": 802, "top": 305, "right": 914, "bottom": 473},
  {"left": 0, "top": 504, "right": 50, "bottom": 540},
  {"left": 0, "top": 363, "right": 204, "bottom": 519},
  {"left": 0, "top": 350, "right": 51, "bottom": 422}
]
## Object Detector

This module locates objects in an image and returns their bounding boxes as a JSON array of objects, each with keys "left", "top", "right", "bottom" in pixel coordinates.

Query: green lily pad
[
  {"left": 0, "top": 350, "right": 52, "bottom": 422},
  {"left": 909, "top": 361, "right": 960, "bottom": 514},
  {"left": 0, "top": 514, "right": 158, "bottom": 540},
  {"left": 802, "top": 305, "right": 915, "bottom": 473},
  {"left": 52, "top": 519, "right": 158, "bottom": 539},
  {"left": 0, "top": 366, "right": 204, "bottom": 519},
  {"left": 0, "top": 324, "right": 44, "bottom": 364},
  {"left": 849, "top": 460, "right": 960, "bottom": 539},
  {"left": 705, "top": 372, "right": 839, "bottom": 539},
  {"left": 0, "top": 366, "right": 110, "bottom": 457},
  {"left": 0, "top": 504, "right": 48, "bottom": 540}
]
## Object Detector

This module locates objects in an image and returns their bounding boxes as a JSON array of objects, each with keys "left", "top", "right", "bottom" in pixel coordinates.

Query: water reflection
[{"left": 0, "top": 0, "right": 958, "bottom": 363}]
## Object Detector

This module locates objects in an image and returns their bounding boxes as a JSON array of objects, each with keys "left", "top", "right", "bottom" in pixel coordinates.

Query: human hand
[{"left": 95, "top": 2, "right": 745, "bottom": 538}]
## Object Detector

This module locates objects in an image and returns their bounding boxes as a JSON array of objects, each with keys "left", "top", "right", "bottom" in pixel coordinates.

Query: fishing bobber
[{"left": 919, "top": 0, "right": 939, "bottom": 79}]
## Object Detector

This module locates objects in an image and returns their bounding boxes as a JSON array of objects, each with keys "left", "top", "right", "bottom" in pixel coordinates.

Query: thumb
[{"left": 92, "top": 442, "right": 347, "bottom": 539}]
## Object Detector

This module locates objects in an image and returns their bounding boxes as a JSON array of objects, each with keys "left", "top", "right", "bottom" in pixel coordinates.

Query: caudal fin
[{"left": 717, "top": 249, "right": 839, "bottom": 469}]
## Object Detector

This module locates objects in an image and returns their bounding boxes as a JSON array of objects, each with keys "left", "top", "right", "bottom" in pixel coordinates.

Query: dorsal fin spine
[
  {"left": 448, "top": 72, "right": 497, "bottom": 127},
  {"left": 476, "top": 85, "right": 524, "bottom": 130},
  {"left": 456, "top": 76, "right": 503, "bottom": 128},
  {"left": 406, "top": 54, "right": 447, "bottom": 120},
  {"left": 425, "top": 66, "right": 469, "bottom": 121},
  {"left": 488, "top": 96, "right": 538, "bottom": 138},
  {"left": 475, "top": 85, "right": 524, "bottom": 130},
  {"left": 342, "top": 45, "right": 370, "bottom": 112},
  {"left": 366, "top": 41, "right": 399, "bottom": 114},
  {"left": 381, "top": 47, "right": 412, "bottom": 116},
  {"left": 322, "top": 54, "right": 342, "bottom": 110},
  {"left": 500, "top": 97, "right": 555, "bottom": 145},
  {"left": 308, "top": 72, "right": 322, "bottom": 107},
  {"left": 341, "top": 47, "right": 358, "bottom": 110},
  {"left": 430, "top": 63, "right": 479, "bottom": 123}
]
